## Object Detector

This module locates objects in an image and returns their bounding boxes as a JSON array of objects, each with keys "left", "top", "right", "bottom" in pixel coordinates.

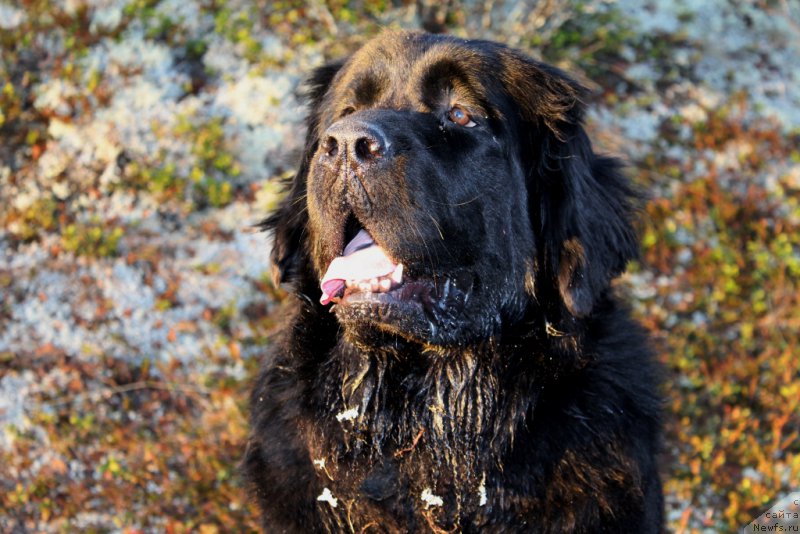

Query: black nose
[{"left": 321, "top": 119, "right": 388, "bottom": 164}]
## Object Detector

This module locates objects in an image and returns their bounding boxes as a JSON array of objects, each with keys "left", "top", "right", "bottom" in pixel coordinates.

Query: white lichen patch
[
  {"left": 317, "top": 487, "right": 338, "bottom": 508},
  {"left": 335, "top": 407, "right": 359, "bottom": 422},
  {"left": 478, "top": 474, "right": 487, "bottom": 507},
  {"left": 420, "top": 488, "right": 444, "bottom": 509},
  {"left": 0, "top": 372, "right": 36, "bottom": 450},
  {"left": 0, "top": 4, "right": 26, "bottom": 30}
]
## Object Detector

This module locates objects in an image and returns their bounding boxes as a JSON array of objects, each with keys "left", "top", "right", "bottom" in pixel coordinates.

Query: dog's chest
[
  {"left": 303, "top": 350, "right": 532, "bottom": 532},
  {"left": 308, "top": 436, "right": 496, "bottom": 533}
]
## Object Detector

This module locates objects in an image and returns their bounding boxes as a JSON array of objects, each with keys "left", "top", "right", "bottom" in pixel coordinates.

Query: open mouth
[
  {"left": 318, "top": 215, "right": 476, "bottom": 339},
  {"left": 319, "top": 214, "right": 405, "bottom": 305}
]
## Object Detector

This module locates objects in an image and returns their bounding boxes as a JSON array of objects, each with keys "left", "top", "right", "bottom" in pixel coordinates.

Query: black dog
[{"left": 246, "top": 31, "right": 663, "bottom": 533}]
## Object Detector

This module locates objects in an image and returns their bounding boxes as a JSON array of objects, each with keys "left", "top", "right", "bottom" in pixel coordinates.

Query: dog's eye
[
  {"left": 341, "top": 106, "right": 356, "bottom": 118},
  {"left": 448, "top": 105, "right": 476, "bottom": 127}
]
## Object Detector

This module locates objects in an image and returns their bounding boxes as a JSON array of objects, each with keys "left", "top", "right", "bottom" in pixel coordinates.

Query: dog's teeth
[
  {"left": 359, "top": 281, "right": 371, "bottom": 293},
  {"left": 369, "top": 278, "right": 379, "bottom": 292},
  {"left": 379, "top": 278, "right": 392, "bottom": 291},
  {"left": 391, "top": 264, "right": 404, "bottom": 284}
]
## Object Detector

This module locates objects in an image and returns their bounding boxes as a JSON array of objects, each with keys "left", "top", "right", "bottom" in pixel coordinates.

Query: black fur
[{"left": 246, "top": 31, "right": 663, "bottom": 533}]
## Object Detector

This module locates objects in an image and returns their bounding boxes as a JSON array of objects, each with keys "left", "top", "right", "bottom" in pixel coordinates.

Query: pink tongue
[{"left": 320, "top": 230, "right": 397, "bottom": 305}]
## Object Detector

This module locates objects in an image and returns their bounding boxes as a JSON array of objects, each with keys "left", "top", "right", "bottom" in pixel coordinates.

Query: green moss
[
  {"left": 9, "top": 197, "right": 60, "bottom": 242},
  {"left": 200, "top": 179, "right": 233, "bottom": 208},
  {"left": 61, "top": 221, "right": 124, "bottom": 258},
  {"left": 119, "top": 113, "right": 241, "bottom": 209},
  {"left": 175, "top": 114, "right": 241, "bottom": 209},
  {"left": 537, "top": 3, "right": 636, "bottom": 75},
  {"left": 123, "top": 0, "right": 161, "bottom": 20},
  {"left": 148, "top": 163, "right": 181, "bottom": 196},
  {"left": 185, "top": 38, "right": 208, "bottom": 60}
]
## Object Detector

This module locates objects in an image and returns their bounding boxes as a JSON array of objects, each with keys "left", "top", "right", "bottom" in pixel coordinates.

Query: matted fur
[{"left": 246, "top": 31, "right": 663, "bottom": 533}]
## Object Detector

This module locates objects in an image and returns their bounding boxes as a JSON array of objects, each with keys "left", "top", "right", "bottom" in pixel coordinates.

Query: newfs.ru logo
[{"left": 743, "top": 492, "right": 800, "bottom": 533}]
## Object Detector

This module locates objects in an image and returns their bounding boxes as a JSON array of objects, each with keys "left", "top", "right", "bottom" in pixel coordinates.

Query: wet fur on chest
[{"left": 287, "top": 320, "right": 647, "bottom": 533}]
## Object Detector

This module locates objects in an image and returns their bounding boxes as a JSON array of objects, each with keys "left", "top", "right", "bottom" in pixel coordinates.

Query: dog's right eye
[
  {"left": 448, "top": 105, "right": 476, "bottom": 127},
  {"left": 341, "top": 106, "right": 356, "bottom": 118}
]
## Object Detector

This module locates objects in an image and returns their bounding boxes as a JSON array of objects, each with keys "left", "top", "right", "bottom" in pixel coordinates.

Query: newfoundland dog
[{"left": 246, "top": 31, "right": 663, "bottom": 533}]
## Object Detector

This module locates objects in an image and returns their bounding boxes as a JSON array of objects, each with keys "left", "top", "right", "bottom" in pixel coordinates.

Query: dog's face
[{"left": 267, "top": 31, "right": 638, "bottom": 346}]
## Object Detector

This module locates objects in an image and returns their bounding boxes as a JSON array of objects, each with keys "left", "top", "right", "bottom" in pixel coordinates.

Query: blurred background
[{"left": 1, "top": 0, "right": 798, "bottom": 532}]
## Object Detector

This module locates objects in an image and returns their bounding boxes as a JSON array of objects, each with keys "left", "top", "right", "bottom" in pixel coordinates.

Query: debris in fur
[
  {"left": 335, "top": 407, "right": 359, "bottom": 422},
  {"left": 313, "top": 457, "right": 334, "bottom": 480},
  {"left": 420, "top": 488, "right": 444, "bottom": 508},
  {"left": 317, "top": 487, "right": 338, "bottom": 508}
]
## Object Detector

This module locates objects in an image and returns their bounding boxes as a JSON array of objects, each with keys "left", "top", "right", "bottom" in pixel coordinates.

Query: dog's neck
[
  {"left": 308, "top": 322, "right": 580, "bottom": 476},
  {"left": 289, "top": 300, "right": 593, "bottom": 520}
]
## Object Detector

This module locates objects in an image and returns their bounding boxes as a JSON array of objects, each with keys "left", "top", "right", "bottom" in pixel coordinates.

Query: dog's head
[{"left": 264, "top": 31, "right": 638, "bottom": 346}]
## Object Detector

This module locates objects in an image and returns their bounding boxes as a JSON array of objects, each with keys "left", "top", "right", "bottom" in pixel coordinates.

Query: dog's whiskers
[{"left": 430, "top": 196, "right": 481, "bottom": 207}]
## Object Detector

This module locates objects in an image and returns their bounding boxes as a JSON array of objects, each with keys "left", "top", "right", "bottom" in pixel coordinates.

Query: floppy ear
[
  {"left": 258, "top": 61, "right": 345, "bottom": 290},
  {"left": 500, "top": 50, "right": 639, "bottom": 318},
  {"left": 544, "top": 135, "right": 640, "bottom": 317}
]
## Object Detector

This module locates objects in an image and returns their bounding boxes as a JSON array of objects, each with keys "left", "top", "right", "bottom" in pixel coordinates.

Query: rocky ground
[{"left": 1, "top": 1, "right": 798, "bottom": 532}]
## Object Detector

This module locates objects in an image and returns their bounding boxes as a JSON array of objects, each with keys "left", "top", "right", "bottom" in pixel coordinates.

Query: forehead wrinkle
[
  {"left": 409, "top": 44, "right": 487, "bottom": 98},
  {"left": 336, "top": 60, "right": 391, "bottom": 98},
  {"left": 352, "top": 70, "right": 390, "bottom": 105},
  {"left": 334, "top": 39, "right": 419, "bottom": 110}
]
